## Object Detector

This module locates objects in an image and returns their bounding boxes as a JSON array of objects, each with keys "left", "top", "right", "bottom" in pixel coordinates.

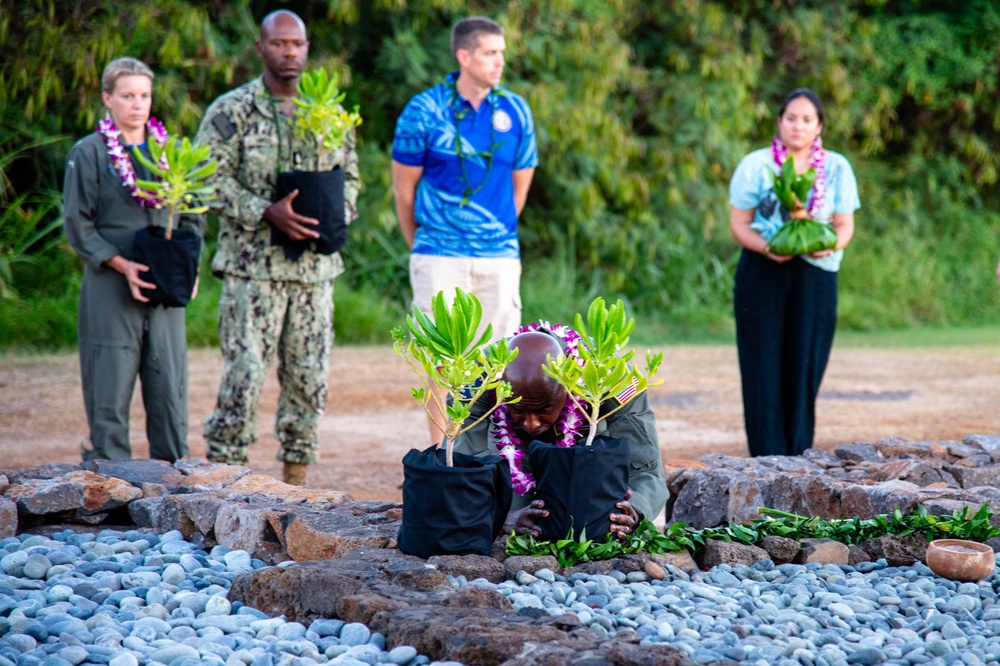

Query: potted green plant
[
  {"left": 132, "top": 136, "right": 216, "bottom": 307},
  {"left": 272, "top": 67, "right": 362, "bottom": 260},
  {"left": 392, "top": 287, "right": 520, "bottom": 558},
  {"left": 766, "top": 156, "right": 837, "bottom": 255},
  {"left": 531, "top": 297, "right": 663, "bottom": 540}
]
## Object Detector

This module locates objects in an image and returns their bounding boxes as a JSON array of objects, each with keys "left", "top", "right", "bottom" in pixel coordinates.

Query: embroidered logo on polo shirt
[{"left": 492, "top": 109, "right": 513, "bottom": 132}]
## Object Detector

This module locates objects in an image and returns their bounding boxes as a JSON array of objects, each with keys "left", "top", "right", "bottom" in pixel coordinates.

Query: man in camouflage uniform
[{"left": 195, "top": 9, "right": 360, "bottom": 486}]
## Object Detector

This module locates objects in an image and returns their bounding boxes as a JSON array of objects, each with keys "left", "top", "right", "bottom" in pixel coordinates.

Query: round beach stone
[
  {"left": 4, "top": 633, "right": 36, "bottom": 652},
  {"left": 346, "top": 644, "right": 380, "bottom": 664},
  {"left": 150, "top": 644, "right": 200, "bottom": 663},
  {"left": 828, "top": 602, "right": 856, "bottom": 619},
  {"left": 338, "top": 623, "right": 370, "bottom": 647},
  {"left": 275, "top": 622, "right": 307, "bottom": 640},
  {"left": 533, "top": 569, "right": 556, "bottom": 583},
  {"left": 57, "top": 646, "right": 88, "bottom": 665},
  {"left": 847, "top": 647, "right": 885, "bottom": 665},
  {"left": 22, "top": 622, "right": 47, "bottom": 641},
  {"left": 310, "top": 620, "right": 344, "bottom": 639},
  {"left": 0, "top": 552, "right": 28, "bottom": 574},
  {"left": 45, "top": 586, "right": 74, "bottom": 604},
  {"left": 204, "top": 596, "right": 231, "bottom": 616},
  {"left": 515, "top": 571, "right": 538, "bottom": 585},
  {"left": 161, "top": 564, "right": 186, "bottom": 587},
  {"left": 223, "top": 551, "right": 252, "bottom": 571},
  {"left": 22, "top": 554, "right": 52, "bottom": 580},
  {"left": 386, "top": 646, "right": 418, "bottom": 665}
]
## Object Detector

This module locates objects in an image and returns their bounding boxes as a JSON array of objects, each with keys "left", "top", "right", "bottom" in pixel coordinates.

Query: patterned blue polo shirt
[{"left": 392, "top": 72, "right": 538, "bottom": 258}]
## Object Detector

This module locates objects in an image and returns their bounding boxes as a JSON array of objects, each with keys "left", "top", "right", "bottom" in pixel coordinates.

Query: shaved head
[
  {"left": 503, "top": 331, "right": 569, "bottom": 437},
  {"left": 257, "top": 9, "right": 309, "bottom": 89},
  {"left": 260, "top": 10, "right": 306, "bottom": 39},
  {"left": 505, "top": 332, "right": 564, "bottom": 398}
]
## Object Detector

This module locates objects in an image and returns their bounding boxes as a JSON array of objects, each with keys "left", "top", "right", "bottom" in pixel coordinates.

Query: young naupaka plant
[
  {"left": 292, "top": 67, "right": 362, "bottom": 169},
  {"left": 543, "top": 297, "right": 663, "bottom": 447},
  {"left": 392, "top": 287, "right": 520, "bottom": 466},
  {"left": 132, "top": 137, "right": 217, "bottom": 239}
]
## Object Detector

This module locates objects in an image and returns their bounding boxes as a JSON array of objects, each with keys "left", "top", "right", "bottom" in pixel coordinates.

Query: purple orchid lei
[
  {"left": 97, "top": 114, "right": 169, "bottom": 208},
  {"left": 492, "top": 321, "right": 587, "bottom": 495},
  {"left": 771, "top": 135, "right": 826, "bottom": 219}
]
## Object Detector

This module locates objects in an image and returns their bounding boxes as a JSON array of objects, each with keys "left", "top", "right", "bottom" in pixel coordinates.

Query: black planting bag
[
  {"left": 397, "top": 445, "right": 513, "bottom": 559},
  {"left": 528, "top": 436, "right": 631, "bottom": 541},
  {"left": 132, "top": 226, "right": 202, "bottom": 308},
  {"left": 271, "top": 167, "right": 346, "bottom": 260}
]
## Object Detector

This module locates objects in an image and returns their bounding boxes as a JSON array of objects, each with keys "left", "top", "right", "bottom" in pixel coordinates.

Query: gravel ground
[
  {"left": 3, "top": 527, "right": 998, "bottom": 666},
  {"left": 0, "top": 529, "right": 436, "bottom": 666},
  {"left": 459, "top": 557, "right": 1000, "bottom": 665}
]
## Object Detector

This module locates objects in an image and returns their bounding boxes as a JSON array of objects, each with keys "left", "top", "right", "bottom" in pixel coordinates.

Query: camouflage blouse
[{"left": 195, "top": 76, "right": 360, "bottom": 283}]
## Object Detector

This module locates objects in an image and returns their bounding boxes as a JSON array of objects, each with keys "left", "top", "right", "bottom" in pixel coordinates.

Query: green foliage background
[{"left": 2, "top": 0, "right": 999, "bottom": 349}]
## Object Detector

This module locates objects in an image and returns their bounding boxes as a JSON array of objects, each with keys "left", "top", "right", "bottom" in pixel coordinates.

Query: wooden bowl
[{"left": 926, "top": 539, "right": 996, "bottom": 582}]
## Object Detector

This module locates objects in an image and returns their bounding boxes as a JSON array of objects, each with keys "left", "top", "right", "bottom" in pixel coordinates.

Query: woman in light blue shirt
[{"left": 728, "top": 88, "right": 861, "bottom": 457}]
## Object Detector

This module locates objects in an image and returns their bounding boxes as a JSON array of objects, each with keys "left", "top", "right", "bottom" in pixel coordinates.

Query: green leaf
[
  {"left": 392, "top": 287, "right": 520, "bottom": 465},
  {"left": 768, "top": 219, "right": 838, "bottom": 255},
  {"left": 130, "top": 136, "right": 218, "bottom": 239},
  {"left": 292, "top": 67, "right": 362, "bottom": 161}
]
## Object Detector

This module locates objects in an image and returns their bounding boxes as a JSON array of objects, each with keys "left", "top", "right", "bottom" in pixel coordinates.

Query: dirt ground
[{"left": 1, "top": 344, "right": 999, "bottom": 504}]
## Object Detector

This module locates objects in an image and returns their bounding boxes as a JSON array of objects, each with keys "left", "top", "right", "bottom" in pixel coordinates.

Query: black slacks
[{"left": 733, "top": 250, "right": 838, "bottom": 457}]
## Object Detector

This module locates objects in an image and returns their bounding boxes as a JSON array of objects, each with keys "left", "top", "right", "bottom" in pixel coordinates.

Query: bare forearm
[
  {"left": 392, "top": 161, "right": 423, "bottom": 250},
  {"left": 512, "top": 168, "right": 535, "bottom": 216},
  {"left": 395, "top": 198, "right": 417, "bottom": 249},
  {"left": 831, "top": 212, "right": 855, "bottom": 250},
  {"left": 729, "top": 207, "right": 768, "bottom": 254}
]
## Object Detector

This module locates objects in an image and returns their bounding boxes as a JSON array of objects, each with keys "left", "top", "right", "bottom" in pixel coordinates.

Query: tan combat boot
[{"left": 282, "top": 462, "right": 308, "bottom": 487}]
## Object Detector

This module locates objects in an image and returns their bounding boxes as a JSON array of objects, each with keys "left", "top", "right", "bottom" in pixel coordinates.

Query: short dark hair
[
  {"left": 778, "top": 88, "right": 825, "bottom": 125},
  {"left": 451, "top": 17, "right": 503, "bottom": 57}
]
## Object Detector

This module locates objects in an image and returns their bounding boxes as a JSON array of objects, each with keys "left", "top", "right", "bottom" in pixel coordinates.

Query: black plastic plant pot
[
  {"left": 132, "top": 226, "right": 202, "bottom": 308},
  {"left": 271, "top": 167, "right": 346, "bottom": 260},
  {"left": 397, "top": 445, "right": 513, "bottom": 559},
  {"left": 528, "top": 436, "right": 631, "bottom": 542}
]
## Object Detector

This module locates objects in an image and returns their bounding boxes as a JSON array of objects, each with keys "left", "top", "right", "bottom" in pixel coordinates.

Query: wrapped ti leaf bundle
[{"left": 767, "top": 157, "right": 837, "bottom": 256}]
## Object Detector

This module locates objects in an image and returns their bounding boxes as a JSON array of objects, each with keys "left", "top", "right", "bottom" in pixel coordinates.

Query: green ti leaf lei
[
  {"left": 505, "top": 502, "right": 1000, "bottom": 568},
  {"left": 449, "top": 81, "right": 506, "bottom": 206}
]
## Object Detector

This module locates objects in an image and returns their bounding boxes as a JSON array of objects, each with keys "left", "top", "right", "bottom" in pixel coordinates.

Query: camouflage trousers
[{"left": 203, "top": 275, "right": 334, "bottom": 465}]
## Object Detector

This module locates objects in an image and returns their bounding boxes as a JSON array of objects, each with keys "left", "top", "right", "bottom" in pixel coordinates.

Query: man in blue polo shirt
[{"left": 392, "top": 16, "right": 538, "bottom": 444}]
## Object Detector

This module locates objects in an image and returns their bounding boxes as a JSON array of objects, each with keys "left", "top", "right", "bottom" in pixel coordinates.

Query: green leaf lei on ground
[{"left": 506, "top": 502, "right": 1000, "bottom": 568}]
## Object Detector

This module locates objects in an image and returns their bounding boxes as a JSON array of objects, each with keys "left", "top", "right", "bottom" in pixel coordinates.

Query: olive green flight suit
[{"left": 63, "top": 132, "right": 202, "bottom": 463}]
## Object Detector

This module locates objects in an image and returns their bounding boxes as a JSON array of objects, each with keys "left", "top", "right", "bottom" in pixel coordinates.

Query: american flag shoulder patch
[{"left": 614, "top": 377, "right": 639, "bottom": 405}]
